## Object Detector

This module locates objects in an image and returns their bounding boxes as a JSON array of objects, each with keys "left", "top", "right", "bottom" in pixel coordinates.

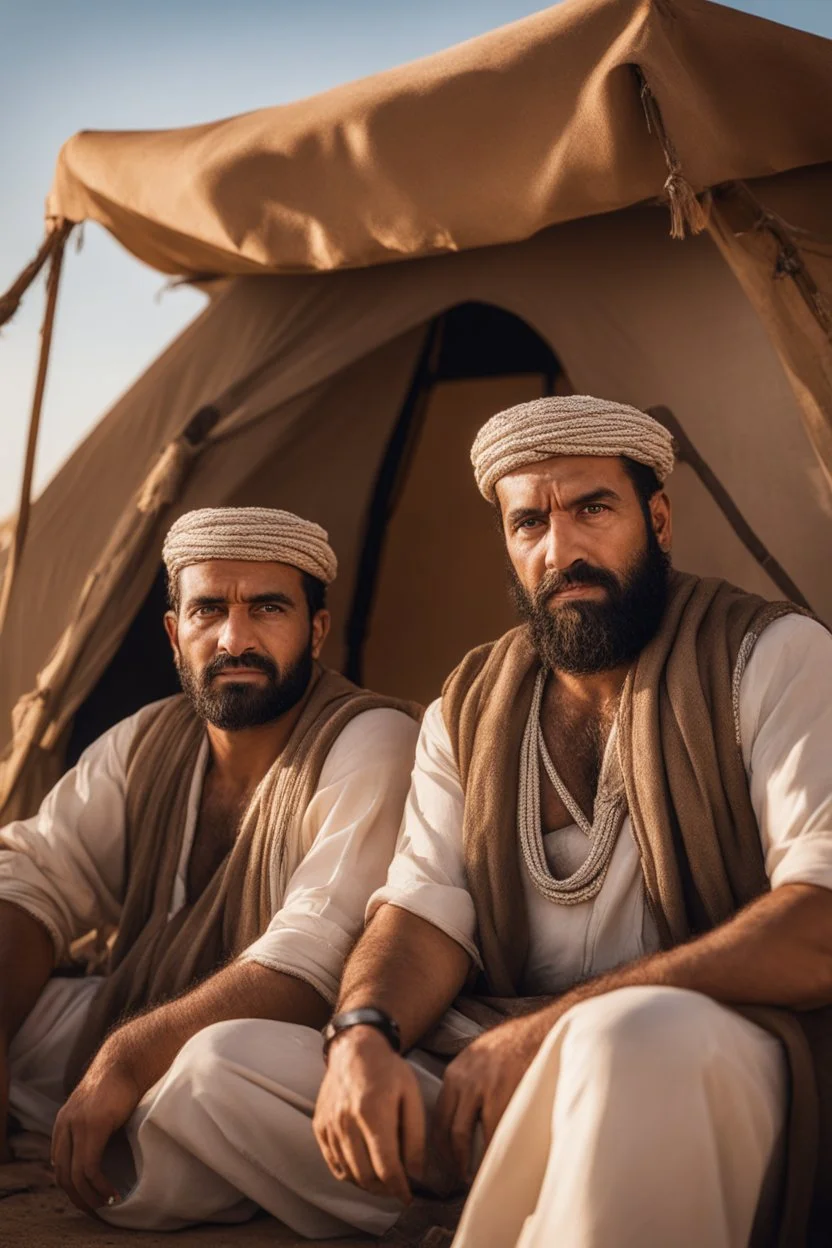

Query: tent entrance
[{"left": 348, "top": 301, "right": 564, "bottom": 702}]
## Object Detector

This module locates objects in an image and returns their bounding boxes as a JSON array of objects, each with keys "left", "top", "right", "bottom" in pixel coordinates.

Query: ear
[
  {"left": 164, "top": 611, "right": 180, "bottom": 658},
  {"left": 649, "top": 490, "right": 672, "bottom": 553},
  {"left": 310, "top": 610, "right": 331, "bottom": 660}
]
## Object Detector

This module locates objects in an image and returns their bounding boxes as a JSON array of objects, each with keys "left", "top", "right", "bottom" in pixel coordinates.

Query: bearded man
[
  {"left": 0, "top": 506, "right": 419, "bottom": 1231},
  {"left": 306, "top": 397, "right": 832, "bottom": 1247}
]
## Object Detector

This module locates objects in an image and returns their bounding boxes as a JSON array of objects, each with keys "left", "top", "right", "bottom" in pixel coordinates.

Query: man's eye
[
  {"left": 196, "top": 606, "right": 220, "bottom": 617},
  {"left": 257, "top": 603, "right": 284, "bottom": 614},
  {"left": 581, "top": 504, "right": 608, "bottom": 516},
  {"left": 518, "top": 518, "right": 543, "bottom": 531}
]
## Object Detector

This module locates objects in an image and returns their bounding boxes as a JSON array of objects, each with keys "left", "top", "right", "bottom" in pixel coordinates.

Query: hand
[
  {"left": 432, "top": 1014, "right": 546, "bottom": 1182},
  {"left": 51, "top": 1040, "right": 142, "bottom": 1215},
  {"left": 313, "top": 1025, "right": 425, "bottom": 1205}
]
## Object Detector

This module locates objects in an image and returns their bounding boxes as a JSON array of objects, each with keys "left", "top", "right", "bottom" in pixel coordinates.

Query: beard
[
  {"left": 176, "top": 642, "right": 314, "bottom": 730},
  {"left": 510, "top": 529, "right": 671, "bottom": 675}
]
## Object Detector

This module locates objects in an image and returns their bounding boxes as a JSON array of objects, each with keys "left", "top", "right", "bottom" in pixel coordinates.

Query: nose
[
  {"left": 216, "top": 606, "right": 258, "bottom": 657},
  {"left": 542, "top": 514, "right": 587, "bottom": 572}
]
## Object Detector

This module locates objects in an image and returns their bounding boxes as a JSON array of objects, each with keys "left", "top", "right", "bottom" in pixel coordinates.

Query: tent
[{"left": 1, "top": 0, "right": 831, "bottom": 822}]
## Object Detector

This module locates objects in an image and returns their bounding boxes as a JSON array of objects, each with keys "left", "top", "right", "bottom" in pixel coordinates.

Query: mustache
[
  {"left": 202, "top": 652, "right": 279, "bottom": 683},
  {"left": 534, "top": 561, "right": 621, "bottom": 607}
]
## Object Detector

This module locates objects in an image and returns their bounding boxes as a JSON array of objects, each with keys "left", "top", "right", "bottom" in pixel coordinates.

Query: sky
[{"left": 1, "top": 0, "right": 830, "bottom": 517}]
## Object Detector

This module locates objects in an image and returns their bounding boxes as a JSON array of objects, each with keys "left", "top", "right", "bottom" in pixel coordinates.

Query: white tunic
[
  {"left": 0, "top": 703, "right": 420, "bottom": 1005},
  {"left": 369, "top": 614, "right": 832, "bottom": 989}
]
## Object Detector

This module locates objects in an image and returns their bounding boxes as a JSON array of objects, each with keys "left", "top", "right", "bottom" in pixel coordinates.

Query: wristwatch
[{"left": 322, "top": 1007, "right": 402, "bottom": 1063}]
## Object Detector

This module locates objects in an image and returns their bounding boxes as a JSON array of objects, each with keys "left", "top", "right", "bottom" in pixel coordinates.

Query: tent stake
[{"left": 0, "top": 229, "right": 69, "bottom": 636}]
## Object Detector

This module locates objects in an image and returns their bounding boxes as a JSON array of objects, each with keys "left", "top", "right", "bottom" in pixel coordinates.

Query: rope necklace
[{"left": 518, "top": 668, "right": 626, "bottom": 905}]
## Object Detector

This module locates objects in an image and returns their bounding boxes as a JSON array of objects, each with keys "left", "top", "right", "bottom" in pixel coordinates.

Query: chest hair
[
  {"left": 539, "top": 682, "right": 618, "bottom": 832},
  {"left": 186, "top": 777, "right": 252, "bottom": 903}
]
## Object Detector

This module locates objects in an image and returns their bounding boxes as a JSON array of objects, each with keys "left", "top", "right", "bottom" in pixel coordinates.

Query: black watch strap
[{"left": 322, "top": 1007, "right": 401, "bottom": 1062}]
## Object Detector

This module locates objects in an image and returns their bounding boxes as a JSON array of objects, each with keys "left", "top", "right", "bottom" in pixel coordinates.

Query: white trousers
[
  {"left": 452, "top": 986, "right": 787, "bottom": 1248},
  {"left": 9, "top": 980, "right": 787, "bottom": 1245}
]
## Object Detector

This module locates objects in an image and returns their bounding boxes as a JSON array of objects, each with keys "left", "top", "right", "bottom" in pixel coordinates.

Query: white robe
[{"left": 5, "top": 615, "right": 832, "bottom": 1244}]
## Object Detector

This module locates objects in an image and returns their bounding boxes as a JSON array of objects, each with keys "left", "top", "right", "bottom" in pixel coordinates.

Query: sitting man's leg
[
  {"left": 8, "top": 976, "right": 103, "bottom": 1139},
  {"left": 452, "top": 986, "right": 787, "bottom": 1248},
  {"left": 103, "top": 1019, "right": 447, "bottom": 1237}
]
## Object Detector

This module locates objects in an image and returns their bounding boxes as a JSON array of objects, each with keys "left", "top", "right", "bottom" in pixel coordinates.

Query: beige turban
[
  {"left": 471, "top": 395, "right": 675, "bottom": 501},
  {"left": 162, "top": 507, "right": 338, "bottom": 584}
]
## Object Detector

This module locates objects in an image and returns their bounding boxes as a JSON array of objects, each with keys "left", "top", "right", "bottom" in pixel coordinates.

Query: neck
[
  {"left": 548, "top": 663, "right": 630, "bottom": 713},
  {"left": 204, "top": 689, "right": 309, "bottom": 791}
]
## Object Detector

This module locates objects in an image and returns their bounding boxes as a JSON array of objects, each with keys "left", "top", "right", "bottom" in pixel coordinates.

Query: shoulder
[
  {"left": 318, "top": 706, "right": 420, "bottom": 785},
  {"left": 77, "top": 697, "right": 180, "bottom": 774},
  {"left": 441, "top": 627, "right": 527, "bottom": 700},
  {"left": 738, "top": 613, "right": 831, "bottom": 749},
  {"left": 742, "top": 613, "right": 831, "bottom": 686}
]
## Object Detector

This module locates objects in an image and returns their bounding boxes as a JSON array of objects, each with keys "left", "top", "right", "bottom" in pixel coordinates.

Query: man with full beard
[
  {"left": 0, "top": 506, "right": 420, "bottom": 1231},
  {"left": 307, "top": 397, "right": 832, "bottom": 1246}
]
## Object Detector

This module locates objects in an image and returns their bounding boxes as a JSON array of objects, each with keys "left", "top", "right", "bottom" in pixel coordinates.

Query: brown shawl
[
  {"left": 66, "top": 666, "right": 419, "bottom": 1088},
  {"left": 442, "top": 572, "right": 830, "bottom": 1245}
]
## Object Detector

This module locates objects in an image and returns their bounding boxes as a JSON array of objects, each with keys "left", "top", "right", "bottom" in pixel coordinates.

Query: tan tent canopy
[
  {"left": 1, "top": 0, "right": 831, "bottom": 822},
  {"left": 47, "top": 0, "right": 832, "bottom": 275}
]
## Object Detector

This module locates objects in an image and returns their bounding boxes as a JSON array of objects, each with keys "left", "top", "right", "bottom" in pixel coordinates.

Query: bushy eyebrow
[
  {"left": 506, "top": 488, "right": 621, "bottom": 529},
  {"left": 570, "top": 487, "right": 622, "bottom": 509},
  {"left": 185, "top": 591, "right": 296, "bottom": 610}
]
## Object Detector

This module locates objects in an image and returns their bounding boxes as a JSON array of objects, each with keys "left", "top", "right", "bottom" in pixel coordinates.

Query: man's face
[
  {"left": 164, "top": 560, "right": 330, "bottom": 730},
  {"left": 496, "top": 455, "right": 673, "bottom": 674}
]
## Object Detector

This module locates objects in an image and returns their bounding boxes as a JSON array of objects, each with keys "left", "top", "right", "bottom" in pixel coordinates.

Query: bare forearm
[
  {"left": 0, "top": 900, "right": 54, "bottom": 1043},
  {"left": 337, "top": 904, "right": 471, "bottom": 1050},
  {"left": 100, "top": 959, "right": 329, "bottom": 1094},
  {"left": 528, "top": 883, "right": 832, "bottom": 1045}
]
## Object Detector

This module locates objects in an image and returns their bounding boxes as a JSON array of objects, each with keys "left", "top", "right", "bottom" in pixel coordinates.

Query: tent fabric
[
  {"left": 705, "top": 169, "right": 832, "bottom": 487},
  {"left": 3, "top": 201, "right": 832, "bottom": 821},
  {"left": 45, "top": 0, "right": 832, "bottom": 277}
]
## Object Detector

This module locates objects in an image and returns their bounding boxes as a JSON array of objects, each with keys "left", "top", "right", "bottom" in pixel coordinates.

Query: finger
[
  {"left": 77, "top": 1122, "right": 120, "bottom": 1206},
  {"left": 357, "top": 1093, "right": 412, "bottom": 1206},
  {"left": 338, "top": 1117, "right": 388, "bottom": 1194},
  {"left": 480, "top": 1083, "right": 514, "bottom": 1148},
  {"left": 69, "top": 1126, "right": 109, "bottom": 1213},
  {"left": 315, "top": 1122, "right": 346, "bottom": 1181},
  {"left": 431, "top": 1077, "right": 460, "bottom": 1167},
  {"left": 399, "top": 1077, "right": 426, "bottom": 1184},
  {"left": 53, "top": 1123, "right": 95, "bottom": 1216},
  {"left": 447, "top": 1086, "right": 482, "bottom": 1183}
]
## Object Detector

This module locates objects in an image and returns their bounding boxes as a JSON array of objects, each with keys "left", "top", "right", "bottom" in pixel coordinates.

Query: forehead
[
  {"left": 494, "top": 454, "right": 632, "bottom": 507},
  {"left": 178, "top": 559, "right": 304, "bottom": 601}
]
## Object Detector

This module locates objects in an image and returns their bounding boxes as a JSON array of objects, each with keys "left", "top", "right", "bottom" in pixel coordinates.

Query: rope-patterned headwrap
[
  {"left": 471, "top": 395, "right": 675, "bottom": 502},
  {"left": 162, "top": 507, "right": 338, "bottom": 584}
]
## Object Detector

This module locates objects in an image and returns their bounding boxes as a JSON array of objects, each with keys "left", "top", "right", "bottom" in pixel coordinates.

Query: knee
[
  {"left": 163, "top": 1019, "right": 325, "bottom": 1102},
  {"left": 557, "top": 986, "right": 727, "bottom": 1088}
]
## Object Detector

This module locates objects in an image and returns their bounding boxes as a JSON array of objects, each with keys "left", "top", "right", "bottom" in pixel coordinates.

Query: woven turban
[
  {"left": 162, "top": 507, "right": 338, "bottom": 584},
  {"left": 471, "top": 395, "right": 675, "bottom": 502}
]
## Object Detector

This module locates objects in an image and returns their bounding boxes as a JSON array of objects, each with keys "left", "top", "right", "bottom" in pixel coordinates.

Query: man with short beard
[
  {"left": 0, "top": 506, "right": 420, "bottom": 1232},
  {"left": 306, "top": 397, "right": 832, "bottom": 1247}
]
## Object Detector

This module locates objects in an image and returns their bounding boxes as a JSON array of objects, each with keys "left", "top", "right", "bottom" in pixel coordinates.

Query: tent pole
[
  {"left": 344, "top": 316, "right": 445, "bottom": 683},
  {"left": 0, "top": 230, "right": 69, "bottom": 636},
  {"left": 0, "top": 220, "right": 73, "bottom": 333}
]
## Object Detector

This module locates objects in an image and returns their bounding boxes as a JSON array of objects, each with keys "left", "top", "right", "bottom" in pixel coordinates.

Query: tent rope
[
  {"left": 634, "top": 67, "right": 708, "bottom": 241},
  {"left": 648, "top": 405, "right": 811, "bottom": 610},
  {"left": 0, "top": 220, "right": 73, "bottom": 333},
  {"left": 711, "top": 181, "right": 832, "bottom": 341},
  {"left": 0, "top": 228, "right": 70, "bottom": 637}
]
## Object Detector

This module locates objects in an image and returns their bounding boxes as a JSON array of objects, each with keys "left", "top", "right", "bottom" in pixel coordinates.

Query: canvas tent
[{"left": 1, "top": 0, "right": 831, "bottom": 823}]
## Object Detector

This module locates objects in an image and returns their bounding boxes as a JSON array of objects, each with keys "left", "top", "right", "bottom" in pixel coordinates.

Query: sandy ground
[{"left": 0, "top": 1160, "right": 460, "bottom": 1248}]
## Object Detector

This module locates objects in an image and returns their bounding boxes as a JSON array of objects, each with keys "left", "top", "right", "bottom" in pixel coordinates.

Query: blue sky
[{"left": 1, "top": 0, "right": 830, "bottom": 515}]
